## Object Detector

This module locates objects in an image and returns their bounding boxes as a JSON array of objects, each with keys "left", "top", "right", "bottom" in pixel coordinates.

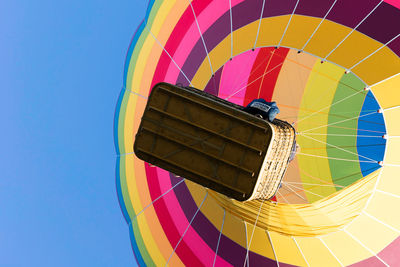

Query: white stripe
[
  {"left": 285, "top": 181, "right": 344, "bottom": 188},
  {"left": 301, "top": 111, "right": 377, "bottom": 133},
  {"left": 130, "top": 90, "right": 148, "bottom": 99},
  {"left": 213, "top": 209, "right": 226, "bottom": 267},
  {"left": 376, "top": 189, "right": 400, "bottom": 199},
  {"left": 300, "top": 133, "right": 378, "bottom": 163},
  {"left": 363, "top": 211, "right": 400, "bottom": 234},
  {"left": 134, "top": 179, "right": 185, "bottom": 219},
  {"left": 266, "top": 230, "right": 280, "bottom": 267},
  {"left": 226, "top": 62, "right": 283, "bottom": 100},
  {"left": 301, "top": 0, "right": 338, "bottom": 51},
  {"left": 282, "top": 183, "right": 306, "bottom": 200},
  {"left": 277, "top": 0, "right": 300, "bottom": 46},
  {"left": 284, "top": 182, "right": 325, "bottom": 198},
  {"left": 292, "top": 237, "right": 310, "bottom": 267},
  {"left": 254, "top": 0, "right": 266, "bottom": 49},
  {"left": 297, "top": 152, "right": 377, "bottom": 163},
  {"left": 369, "top": 72, "right": 400, "bottom": 88},
  {"left": 382, "top": 163, "right": 400, "bottom": 167},
  {"left": 296, "top": 89, "right": 366, "bottom": 124},
  {"left": 319, "top": 237, "right": 344, "bottom": 266},
  {"left": 298, "top": 133, "right": 384, "bottom": 138},
  {"left": 189, "top": 1, "right": 214, "bottom": 74},
  {"left": 383, "top": 105, "right": 400, "bottom": 112},
  {"left": 291, "top": 109, "right": 377, "bottom": 116},
  {"left": 298, "top": 167, "right": 350, "bottom": 188},
  {"left": 243, "top": 199, "right": 265, "bottom": 267},
  {"left": 343, "top": 229, "right": 389, "bottom": 267},
  {"left": 229, "top": 0, "right": 233, "bottom": 59},
  {"left": 277, "top": 191, "right": 291, "bottom": 203},
  {"left": 243, "top": 221, "right": 250, "bottom": 267},
  {"left": 147, "top": 29, "right": 192, "bottom": 86},
  {"left": 165, "top": 192, "right": 208, "bottom": 266},
  {"left": 351, "top": 33, "right": 400, "bottom": 70}
]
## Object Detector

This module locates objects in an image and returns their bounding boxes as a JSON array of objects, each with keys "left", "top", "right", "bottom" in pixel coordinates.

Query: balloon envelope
[{"left": 115, "top": 0, "right": 400, "bottom": 266}]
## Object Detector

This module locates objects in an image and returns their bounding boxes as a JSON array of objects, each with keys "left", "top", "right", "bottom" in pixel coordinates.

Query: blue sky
[{"left": 1, "top": 1, "right": 146, "bottom": 265}]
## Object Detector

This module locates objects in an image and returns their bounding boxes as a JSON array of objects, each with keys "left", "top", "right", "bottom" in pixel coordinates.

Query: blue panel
[
  {"left": 357, "top": 91, "right": 387, "bottom": 176},
  {"left": 129, "top": 222, "right": 146, "bottom": 267}
]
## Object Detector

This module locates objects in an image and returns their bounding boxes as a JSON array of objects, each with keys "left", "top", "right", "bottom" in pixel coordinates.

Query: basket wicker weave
[{"left": 248, "top": 119, "right": 296, "bottom": 201}]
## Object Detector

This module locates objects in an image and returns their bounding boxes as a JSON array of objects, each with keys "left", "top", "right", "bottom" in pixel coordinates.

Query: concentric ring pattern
[{"left": 115, "top": 0, "right": 400, "bottom": 266}]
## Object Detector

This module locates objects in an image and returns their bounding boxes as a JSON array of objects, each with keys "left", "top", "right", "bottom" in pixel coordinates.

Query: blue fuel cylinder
[{"left": 244, "top": 99, "right": 280, "bottom": 122}]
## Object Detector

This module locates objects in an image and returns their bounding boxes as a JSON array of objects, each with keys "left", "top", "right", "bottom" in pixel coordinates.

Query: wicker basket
[
  {"left": 247, "top": 119, "right": 296, "bottom": 201},
  {"left": 135, "top": 83, "right": 297, "bottom": 202}
]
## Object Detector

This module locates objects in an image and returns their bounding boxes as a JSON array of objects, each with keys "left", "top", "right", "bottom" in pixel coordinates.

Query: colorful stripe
[{"left": 115, "top": 0, "right": 400, "bottom": 266}]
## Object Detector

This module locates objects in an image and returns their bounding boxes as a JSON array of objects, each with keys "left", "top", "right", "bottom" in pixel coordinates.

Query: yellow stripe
[
  {"left": 384, "top": 107, "right": 400, "bottom": 136},
  {"left": 255, "top": 16, "right": 291, "bottom": 47},
  {"left": 304, "top": 19, "right": 351, "bottom": 58},
  {"left": 295, "top": 237, "right": 341, "bottom": 266},
  {"left": 353, "top": 48, "right": 400, "bottom": 86},
  {"left": 321, "top": 230, "right": 373, "bottom": 266},
  {"left": 122, "top": 154, "right": 162, "bottom": 265},
  {"left": 327, "top": 30, "right": 381, "bottom": 69},
  {"left": 377, "top": 166, "right": 400, "bottom": 197},
  {"left": 366, "top": 190, "right": 400, "bottom": 233},
  {"left": 371, "top": 73, "right": 400, "bottom": 109},
  {"left": 272, "top": 50, "right": 317, "bottom": 203},
  {"left": 297, "top": 61, "right": 344, "bottom": 202},
  {"left": 268, "top": 231, "right": 307, "bottom": 266},
  {"left": 346, "top": 212, "right": 398, "bottom": 253},
  {"left": 130, "top": 0, "right": 174, "bottom": 96},
  {"left": 122, "top": 0, "right": 189, "bottom": 265},
  {"left": 280, "top": 15, "right": 321, "bottom": 49},
  {"left": 245, "top": 225, "right": 275, "bottom": 260},
  {"left": 221, "top": 211, "right": 248, "bottom": 248},
  {"left": 384, "top": 138, "right": 400, "bottom": 166}
]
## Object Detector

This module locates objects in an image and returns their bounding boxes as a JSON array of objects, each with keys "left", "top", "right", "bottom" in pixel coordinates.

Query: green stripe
[
  {"left": 118, "top": 1, "right": 168, "bottom": 265},
  {"left": 327, "top": 73, "right": 367, "bottom": 189},
  {"left": 125, "top": 0, "right": 163, "bottom": 91},
  {"left": 131, "top": 217, "right": 156, "bottom": 267},
  {"left": 119, "top": 155, "right": 135, "bottom": 218},
  {"left": 117, "top": 89, "right": 132, "bottom": 155},
  {"left": 146, "top": 0, "right": 164, "bottom": 30},
  {"left": 120, "top": 157, "right": 156, "bottom": 266}
]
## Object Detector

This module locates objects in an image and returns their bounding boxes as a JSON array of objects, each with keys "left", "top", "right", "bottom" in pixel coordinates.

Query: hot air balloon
[{"left": 114, "top": 0, "right": 400, "bottom": 266}]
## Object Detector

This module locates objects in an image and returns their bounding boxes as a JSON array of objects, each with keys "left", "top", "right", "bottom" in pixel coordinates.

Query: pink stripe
[
  {"left": 384, "top": 0, "right": 400, "bottom": 9},
  {"left": 156, "top": 168, "right": 231, "bottom": 266},
  {"left": 164, "top": 0, "right": 246, "bottom": 84},
  {"left": 378, "top": 235, "right": 400, "bottom": 266},
  {"left": 218, "top": 49, "right": 261, "bottom": 104},
  {"left": 232, "top": 0, "right": 246, "bottom": 6}
]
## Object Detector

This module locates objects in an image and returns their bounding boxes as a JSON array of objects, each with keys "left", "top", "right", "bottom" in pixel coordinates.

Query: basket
[{"left": 248, "top": 119, "right": 296, "bottom": 201}]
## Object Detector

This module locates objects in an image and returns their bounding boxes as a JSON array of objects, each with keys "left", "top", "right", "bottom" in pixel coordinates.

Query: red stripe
[
  {"left": 149, "top": 7, "right": 194, "bottom": 89},
  {"left": 244, "top": 47, "right": 289, "bottom": 105},
  {"left": 145, "top": 165, "right": 204, "bottom": 266},
  {"left": 150, "top": 0, "right": 214, "bottom": 89},
  {"left": 145, "top": 3, "right": 287, "bottom": 266},
  {"left": 146, "top": 1, "right": 216, "bottom": 265},
  {"left": 192, "top": 0, "right": 213, "bottom": 15}
]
